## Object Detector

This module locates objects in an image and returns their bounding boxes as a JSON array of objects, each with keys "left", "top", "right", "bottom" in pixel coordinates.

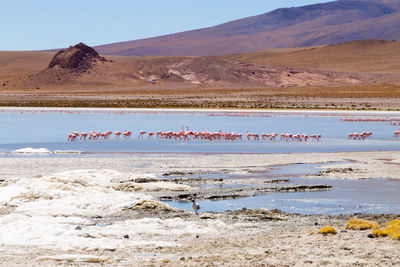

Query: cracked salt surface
[{"left": 0, "top": 169, "right": 233, "bottom": 251}]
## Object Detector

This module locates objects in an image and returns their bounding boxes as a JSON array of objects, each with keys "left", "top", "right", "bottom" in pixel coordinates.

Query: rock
[
  {"left": 199, "top": 212, "right": 223, "bottom": 219},
  {"left": 48, "top": 43, "right": 108, "bottom": 71},
  {"left": 123, "top": 234, "right": 129, "bottom": 239},
  {"left": 163, "top": 171, "right": 194, "bottom": 176},
  {"left": 123, "top": 200, "right": 178, "bottom": 212}
]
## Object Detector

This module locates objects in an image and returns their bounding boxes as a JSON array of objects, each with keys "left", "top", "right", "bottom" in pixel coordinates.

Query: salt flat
[{"left": 0, "top": 151, "right": 399, "bottom": 265}]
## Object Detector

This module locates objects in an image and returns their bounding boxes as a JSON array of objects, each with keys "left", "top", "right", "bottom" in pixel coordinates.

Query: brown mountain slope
[
  {"left": 1, "top": 40, "right": 397, "bottom": 92},
  {"left": 0, "top": 51, "right": 54, "bottom": 82},
  {"left": 223, "top": 39, "right": 400, "bottom": 74},
  {"left": 95, "top": 0, "right": 399, "bottom": 56}
]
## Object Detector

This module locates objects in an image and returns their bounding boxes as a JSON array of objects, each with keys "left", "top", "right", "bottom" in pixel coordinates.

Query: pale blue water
[
  {"left": 165, "top": 164, "right": 400, "bottom": 215},
  {"left": 0, "top": 108, "right": 399, "bottom": 153},
  {"left": 1, "top": 108, "right": 400, "bottom": 215}
]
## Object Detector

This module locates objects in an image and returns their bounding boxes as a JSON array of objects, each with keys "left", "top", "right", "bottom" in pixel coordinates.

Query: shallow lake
[
  {"left": 1, "top": 108, "right": 400, "bottom": 215},
  {"left": 0, "top": 108, "right": 399, "bottom": 153},
  {"left": 164, "top": 163, "right": 400, "bottom": 215},
  {"left": 167, "top": 178, "right": 400, "bottom": 215}
]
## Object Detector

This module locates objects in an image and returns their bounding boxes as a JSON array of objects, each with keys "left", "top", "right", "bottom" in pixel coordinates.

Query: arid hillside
[
  {"left": 94, "top": 0, "right": 400, "bottom": 56},
  {"left": 3, "top": 41, "right": 390, "bottom": 92},
  {"left": 1, "top": 39, "right": 399, "bottom": 110},
  {"left": 0, "top": 43, "right": 147, "bottom": 91},
  {"left": 223, "top": 39, "right": 400, "bottom": 74}
]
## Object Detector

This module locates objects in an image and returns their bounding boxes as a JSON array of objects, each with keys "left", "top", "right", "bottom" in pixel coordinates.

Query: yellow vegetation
[
  {"left": 372, "top": 220, "right": 400, "bottom": 240},
  {"left": 371, "top": 229, "right": 388, "bottom": 237},
  {"left": 345, "top": 218, "right": 379, "bottom": 230},
  {"left": 317, "top": 226, "right": 337, "bottom": 235}
]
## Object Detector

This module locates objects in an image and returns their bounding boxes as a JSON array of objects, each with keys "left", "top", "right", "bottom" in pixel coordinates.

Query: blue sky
[{"left": 1, "top": 0, "right": 332, "bottom": 51}]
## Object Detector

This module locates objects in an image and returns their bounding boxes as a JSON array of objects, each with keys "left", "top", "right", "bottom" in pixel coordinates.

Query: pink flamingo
[
  {"left": 360, "top": 132, "right": 372, "bottom": 140},
  {"left": 348, "top": 133, "right": 359, "bottom": 140},
  {"left": 68, "top": 132, "right": 79, "bottom": 142},
  {"left": 394, "top": 131, "right": 400, "bottom": 138},
  {"left": 80, "top": 132, "right": 88, "bottom": 141},
  {"left": 293, "top": 134, "right": 302, "bottom": 142},
  {"left": 138, "top": 131, "right": 146, "bottom": 138},
  {"left": 114, "top": 131, "right": 122, "bottom": 138},
  {"left": 262, "top": 133, "right": 271, "bottom": 140},
  {"left": 123, "top": 130, "right": 132, "bottom": 138}
]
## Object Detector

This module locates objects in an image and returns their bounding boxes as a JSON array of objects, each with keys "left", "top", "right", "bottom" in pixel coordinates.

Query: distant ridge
[{"left": 95, "top": 0, "right": 400, "bottom": 56}]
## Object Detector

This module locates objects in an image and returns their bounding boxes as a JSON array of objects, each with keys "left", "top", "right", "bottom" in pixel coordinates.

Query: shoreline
[
  {"left": 1, "top": 106, "right": 400, "bottom": 115},
  {"left": 2, "top": 149, "right": 400, "bottom": 156}
]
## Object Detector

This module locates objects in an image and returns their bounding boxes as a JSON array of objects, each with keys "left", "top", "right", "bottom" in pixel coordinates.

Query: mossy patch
[
  {"left": 345, "top": 218, "right": 379, "bottom": 230},
  {"left": 317, "top": 226, "right": 337, "bottom": 235},
  {"left": 372, "top": 219, "right": 400, "bottom": 240}
]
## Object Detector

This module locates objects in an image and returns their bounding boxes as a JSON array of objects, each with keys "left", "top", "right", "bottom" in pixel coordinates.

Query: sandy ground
[
  {"left": 1, "top": 90, "right": 400, "bottom": 110},
  {"left": 0, "top": 151, "right": 400, "bottom": 266},
  {"left": 1, "top": 106, "right": 400, "bottom": 115}
]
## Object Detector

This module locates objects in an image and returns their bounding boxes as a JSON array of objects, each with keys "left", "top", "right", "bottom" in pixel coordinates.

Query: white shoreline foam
[
  {"left": 54, "top": 150, "right": 81, "bottom": 154},
  {"left": 12, "top": 147, "right": 51, "bottom": 154}
]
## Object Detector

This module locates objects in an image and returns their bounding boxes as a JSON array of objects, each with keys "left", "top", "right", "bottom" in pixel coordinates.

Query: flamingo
[
  {"left": 348, "top": 133, "right": 358, "bottom": 140},
  {"left": 68, "top": 132, "right": 79, "bottom": 142},
  {"left": 262, "top": 133, "right": 271, "bottom": 140},
  {"left": 123, "top": 130, "right": 132, "bottom": 138},
  {"left": 114, "top": 131, "right": 122, "bottom": 138},
  {"left": 80, "top": 132, "right": 88, "bottom": 141},
  {"left": 301, "top": 134, "right": 309, "bottom": 142},
  {"left": 138, "top": 131, "right": 146, "bottom": 138}
]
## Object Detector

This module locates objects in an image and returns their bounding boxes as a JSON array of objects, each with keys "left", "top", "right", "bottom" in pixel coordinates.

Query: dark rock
[
  {"left": 367, "top": 233, "right": 374, "bottom": 238},
  {"left": 48, "top": 43, "right": 107, "bottom": 72},
  {"left": 75, "top": 226, "right": 82, "bottom": 230},
  {"left": 123, "top": 234, "right": 129, "bottom": 239},
  {"left": 163, "top": 171, "right": 194, "bottom": 176}
]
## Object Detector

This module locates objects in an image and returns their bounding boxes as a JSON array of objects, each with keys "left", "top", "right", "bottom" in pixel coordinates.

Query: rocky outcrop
[{"left": 48, "top": 43, "right": 107, "bottom": 72}]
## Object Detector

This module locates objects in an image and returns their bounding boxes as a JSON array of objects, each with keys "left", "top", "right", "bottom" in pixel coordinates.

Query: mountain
[
  {"left": 2, "top": 41, "right": 388, "bottom": 91},
  {"left": 95, "top": 0, "right": 400, "bottom": 56},
  {"left": 6, "top": 43, "right": 143, "bottom": 90}
]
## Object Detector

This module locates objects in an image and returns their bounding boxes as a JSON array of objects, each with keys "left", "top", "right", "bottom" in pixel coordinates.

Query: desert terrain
[{"left": 0, "top": 40, "right": 400, "bottom": 110}]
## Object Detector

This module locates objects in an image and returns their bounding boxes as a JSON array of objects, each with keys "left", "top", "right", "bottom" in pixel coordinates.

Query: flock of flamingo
[
  {"left": 64, "top": 115, "right": 400, "bottom": 142},
  {"left": 67, "top": 129, "right": 326, "bottom": 142},
  {"left": 68, "top": 130, "right": 132, "bottom": 141},
  {"left": 67, "top": 127, "right": 400, "bottom": 142}
]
